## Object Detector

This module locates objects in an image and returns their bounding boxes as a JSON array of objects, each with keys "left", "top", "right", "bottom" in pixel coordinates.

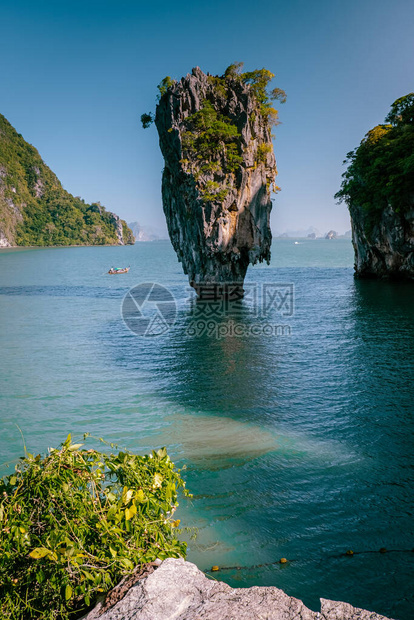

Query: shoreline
[{"left": 0, "top": 240, "right": 172, "bottom": 252}]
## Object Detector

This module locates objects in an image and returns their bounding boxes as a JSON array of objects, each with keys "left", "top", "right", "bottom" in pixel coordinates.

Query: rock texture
[
  {"left": 351, "top": 202, "right": 414, "bottom": 279},
  {"left": 155, "top": 67, "right": 277, "bottom": 294},
  {"left": 83, "top": 558, "right": 393, "bottom": 620}
]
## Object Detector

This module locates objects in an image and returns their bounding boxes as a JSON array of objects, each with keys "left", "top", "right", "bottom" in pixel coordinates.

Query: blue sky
[{"left": 1, "top": 0, "right": 413, "bottom": 234}]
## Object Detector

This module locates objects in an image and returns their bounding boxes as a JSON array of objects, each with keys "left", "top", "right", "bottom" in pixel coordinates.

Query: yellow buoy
[
  {"left": 379, "top": 547, "right": 387, "bottom": 554},
  {"left": 346, "top": 550, "right": 354, "bottom": 556},
  {"left": 280, "top": 558, "right": 288, "bottom": 564},
  {"left": 211, "top": 565, "right": 220, "bottom": 572}
]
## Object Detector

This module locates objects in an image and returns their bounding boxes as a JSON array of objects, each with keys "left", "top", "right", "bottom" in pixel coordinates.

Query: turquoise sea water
[{"left": 0, "top": 238, "right": 413, "bottom": 619}]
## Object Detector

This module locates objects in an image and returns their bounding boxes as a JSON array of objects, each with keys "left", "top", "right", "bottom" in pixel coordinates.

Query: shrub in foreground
[{"left": 0, "top": 435, "right": 190, "bottom": 619}]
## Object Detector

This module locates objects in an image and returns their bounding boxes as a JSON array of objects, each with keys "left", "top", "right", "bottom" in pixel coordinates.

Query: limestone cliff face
[
  {"left": 155, "top": 67, "right": 277, "bottom": 293},
  {"left": 350, "top": 202, "right": 414, "bottom": 279}
]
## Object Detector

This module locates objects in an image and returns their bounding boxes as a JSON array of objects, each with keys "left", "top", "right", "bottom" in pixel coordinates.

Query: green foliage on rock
[
  {"left": 122, "top": 221, "right": 135, "bottom": 245},
  {"left": 140, "top": 113, "right": 155, "bottom": 129},
  {"left": 335, "top": 93, "right": 414, "bottom": 221},
  {"left": 181, "top": 100, "right": 243, "bottom": 180},
  {"left": 0, "top": 435, "right": 190, "bottom": 619},
  {"left": 157, "top": 76, "right": 176, "bottom": 99},
  {"left": 0, "top": 114, "right": 134, "bottom": 246},
  {"left": 221, "top": 62, "right": 286, "bottom": 124},
  {"left": 200, "top": 180, "right": 229, "bottom": 203},
  {"left": 256, "top": 143, "right": 272, "bottom": 164}
]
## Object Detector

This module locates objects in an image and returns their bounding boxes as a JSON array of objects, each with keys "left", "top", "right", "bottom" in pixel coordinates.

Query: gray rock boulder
[{"left": 83, "top": 557, "right": 393, "bottom": 620}]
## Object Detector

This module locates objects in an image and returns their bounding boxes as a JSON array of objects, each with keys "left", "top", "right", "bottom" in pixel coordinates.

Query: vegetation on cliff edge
[
  {"left": 140, "top": 63, "right": 286, "bottom": 202},
  {"left": 181, "top": 99, "right": 243, "bottom": 184},
  {"left": 0, "top": 435, "right": 190, "bottom": 619},
  {"left": 335, "top": 93, "right": 414, "bottom": 231},
  {"left": 0, "top": 114, "right": 134, "bottom": 246},
  {"left": 141, "top": 62, "right": 286, "bottom": 131}
]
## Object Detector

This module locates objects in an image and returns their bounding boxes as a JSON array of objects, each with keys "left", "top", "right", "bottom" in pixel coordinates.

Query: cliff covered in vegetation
[
  {"left": 143, "top": 64, "right": 285, "bottom": 294},
  {"left": 0, "top": 114, "right": 134, "bottom": 247},
  {"left": 336, "top": 94, "right": 414, "bottom": 279}
]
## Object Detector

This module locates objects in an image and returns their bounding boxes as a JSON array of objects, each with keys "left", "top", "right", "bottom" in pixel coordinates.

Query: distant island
[
  {"left": 128, "top": 221, "right": 168, "bottom": 242},
  {"left": 0, "top": 114, "right": 134, "bottom": 247},
  {"left": 274, "top": 227, "right": 351, "bottom": 239}
]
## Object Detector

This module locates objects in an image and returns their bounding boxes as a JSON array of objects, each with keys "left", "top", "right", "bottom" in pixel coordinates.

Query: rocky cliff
[
  {"left": 350, "top": 202, "right": 414, "bottom": 278},
  {"left": 336, "top": 94, "right": 414, "bottom": 280},
  {"left": 0, "top": 113, "right": 134, "bottom": 247},
  {"left": 83, "top": 558, "right": 394, "bottom": 620},
  {"left": 154, "top": 66, "right": 281, "bottom": 295}
]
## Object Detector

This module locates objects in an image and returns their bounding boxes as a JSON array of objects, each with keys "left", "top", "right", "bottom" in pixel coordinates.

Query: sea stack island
[{"left": 143, "top": 64, "right": 286, "bottom": 296}]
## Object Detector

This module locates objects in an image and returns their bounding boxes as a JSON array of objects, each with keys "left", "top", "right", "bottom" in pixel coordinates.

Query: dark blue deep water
[{"left": 0, "top": 239, "right": 413, "bottom": 619}]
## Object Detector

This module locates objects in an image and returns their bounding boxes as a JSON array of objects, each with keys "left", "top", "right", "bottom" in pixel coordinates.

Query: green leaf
[
  {"left": 122, "top": 488, "right": 134, "bottom": 505},
  {"left": 68, "top": 443, "right": 84, "bottom": 451},
  {"left": 9, "top": 475, "right": 17, "bottom": 486},
  {"left": 120, "top": 557, "right": 134, "bottom": 570},
  {"left": 135, "top": 489, "right": 146, "bottom": 503},
  {"left": 153, "top": 473, "right": 163, "bottom": 488},
  {"left": 29, "top": 547, "right": 50, "bottom": 559},
  {"left": 125, "top": 504, "right": 137, "bottom": 521},
  {"left": 65, "top": 584, "right": 73, "bottom": 600},
  {"left": 63, "top": 434, "right": 72, "bottom": 447},
  {"left": 106, "top": 505, "right": 118, "bottom": 520},
  {"left": 36, "top": 570, "right": 45, "bottom": 584}
]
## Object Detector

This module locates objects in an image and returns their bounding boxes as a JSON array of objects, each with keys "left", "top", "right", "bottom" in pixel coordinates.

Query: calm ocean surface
[{"left": 0, "top": 238, "right": 413, "bottom": 619}]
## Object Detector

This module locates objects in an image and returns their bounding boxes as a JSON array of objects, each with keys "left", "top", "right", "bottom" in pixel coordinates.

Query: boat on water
[{"left": 108, "top": 266, "right": 130, "bottom": 274}]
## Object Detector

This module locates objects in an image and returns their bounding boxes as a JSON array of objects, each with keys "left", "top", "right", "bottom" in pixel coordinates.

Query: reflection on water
[{"left": 0, "top": 243, "right": 413, "bottom": 620}]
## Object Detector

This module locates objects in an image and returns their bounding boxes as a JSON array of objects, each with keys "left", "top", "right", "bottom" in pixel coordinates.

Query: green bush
[
  {"left": 0, "top": 435, "right": 190, "bottom": 619},
  {"left": 181, "top": 100, "right": 243, "bottom": 176},
  {"left": 157, "top": 76, "right": 176, "bottom": 99},
  {"left": 256, "top": 143, "right": 272, "bottom": 164},
  {"left": 201, "top": 180, "right": 229, "bottom": 203}
]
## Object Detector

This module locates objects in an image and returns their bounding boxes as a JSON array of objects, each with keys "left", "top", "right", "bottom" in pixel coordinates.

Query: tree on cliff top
[{"left": 335, "top": 93, "right": 414, "bottom": 216}]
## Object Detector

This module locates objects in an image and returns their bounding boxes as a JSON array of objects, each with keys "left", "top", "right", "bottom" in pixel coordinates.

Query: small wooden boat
[{"left": 108, "top": 266, "right": 130, "bottom": 274}]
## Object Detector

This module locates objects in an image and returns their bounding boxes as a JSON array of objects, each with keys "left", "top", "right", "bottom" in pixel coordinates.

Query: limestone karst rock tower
[{"left": 154, "top": 65, "right": 283, "bottom": 295}]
